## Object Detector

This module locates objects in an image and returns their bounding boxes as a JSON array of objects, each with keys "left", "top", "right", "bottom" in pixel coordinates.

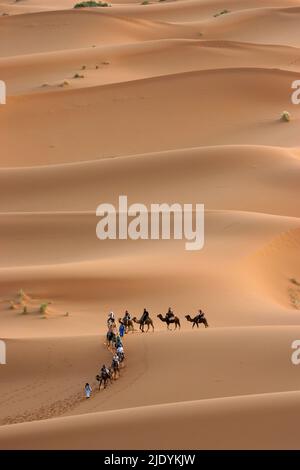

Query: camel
[
  {"left": 185, "top": 314, "right": 209, "bottom": 328},
  {"left": 132, "top": 316, "right": 154, "bottom": 332},
  {"left": 106, "top": 330, "right": 116, "bottom": 349},
  {"left": 118, "top": 317, "right": 134, "bottom": 333},
  {"left": 111, "top": 359, "right": 120, "bottom": 379},
  {"left": 96, "top": 369, "right": 112, "bottom": 390},
  {"left": 157, "top": 314, "right": 181, "bottom": 330}
]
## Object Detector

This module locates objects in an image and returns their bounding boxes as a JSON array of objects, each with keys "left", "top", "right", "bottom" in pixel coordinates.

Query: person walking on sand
[{"left": 85, "top": 383, "right": 92, "bottom": 399}]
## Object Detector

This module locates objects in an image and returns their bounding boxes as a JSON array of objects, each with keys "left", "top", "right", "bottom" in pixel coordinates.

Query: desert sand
[{"left": 0, "top": 0, "right": 300, "bottom": 450}]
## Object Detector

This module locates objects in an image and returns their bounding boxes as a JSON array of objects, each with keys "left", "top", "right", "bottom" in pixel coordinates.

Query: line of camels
[{"left": 119, "top": 312, "right": 209, "bottom": 333}]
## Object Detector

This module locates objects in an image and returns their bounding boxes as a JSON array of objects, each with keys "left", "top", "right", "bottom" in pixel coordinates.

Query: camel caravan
[
  {"left": 108, "top": 307, "right": 209, "bottom": 336},
  {"left": 84, "top": 308, "right": 209, "bottom": 398}
]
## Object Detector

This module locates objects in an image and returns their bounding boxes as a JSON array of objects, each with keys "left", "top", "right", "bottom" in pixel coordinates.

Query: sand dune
[
  {"left": 0, "top": 146, "right": 299, "bottom": 214},
  {"left": 3, "top": 40, "right": 300, "bottom": 96},
  {"left": 1, "top": 325, "right": 300, "bottom": 449},
  {"left": 2, "top": 391, "right": 300, "bottom": 450},
  {"left": 1, "top": 0, "right": 300, "bottom": 450},
  {"left": 1, "top": 68, "right": 300, "bottom": 167}
]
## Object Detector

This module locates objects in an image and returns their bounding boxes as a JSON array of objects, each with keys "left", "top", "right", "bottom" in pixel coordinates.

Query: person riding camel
[
  {"left": 108, "top": 311, "right": 115, "bottom": 322},
  {"left": 124, "top": 310, "right": 131, "bottom": 321},
  {"left": 101, "top": 364, "right": 110, "bottom": 376},
  {"left": 113, "top": 354, "right": 120, "bottom": 365},
  {"left": 198, "top": 309, "right": 205, "bottom": 318},
  {"left": 165, "top": 307, "right": 175, "bottom": 321},
  {"left": 115, "top": 335, "right": 123, "bottom": 349},
  {"left": 141, "top": 308, "right": 149, "bottom": 324}
]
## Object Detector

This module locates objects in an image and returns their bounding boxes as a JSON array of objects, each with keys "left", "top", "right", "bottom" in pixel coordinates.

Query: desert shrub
[
  {"left": 141, "top": 1, "right": 150, "bottom": 4},
  {"left": 281, "top": 111, "right": 291, "bottom": 122},
  {"left": 18, "top": 289, "right": 25, "bottom": 301},
  {"left": 73, "top": 73, "right": 85, "bottom": 79},
  {"left": 74, "top": 1, "right": 110, "bottom": 7},
  {"left": 39, "top": 303, "right": 49, "bottom": 315},
  {"left": 214, "top": 9, "right": 229, "bottom": 17}
]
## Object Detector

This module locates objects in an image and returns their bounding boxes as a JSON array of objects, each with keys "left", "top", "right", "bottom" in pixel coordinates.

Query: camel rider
[
  {"left": 124, "top": 310, "right": 131, "bottom": 322},
  {"left": 108, "top": 311, "right": 115, "bottom": 322},
  {"left": 117, "top": 345, "right": 124, "bottom": 355},
  {"left": 166, "top": 307, "right": 175, "bottom": 321},
  {"left": 113, "top": 354, "right": 120, "bottom": 365},
  {"left": 101, "top": 364, "right": 110, "bottom": 376},
  {"left": 141, "top": 308, "right": 149, "bottom": 324},
  {"left": 198, "top": 309, "right": 205, "bottom": 318},
  {"left": 115, "top": 335, "right": 123, "bottom": 348}
]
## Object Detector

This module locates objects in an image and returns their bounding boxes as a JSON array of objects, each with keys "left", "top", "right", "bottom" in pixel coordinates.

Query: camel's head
[
  {"left": 185, "top": 315, "right": 191, "bottom": 320},
  {"left": 132, "top": 317, "right": 137, "bottom": 322},
  {"left": 157, "top": 314, "right": 162, "bottom": 318}
]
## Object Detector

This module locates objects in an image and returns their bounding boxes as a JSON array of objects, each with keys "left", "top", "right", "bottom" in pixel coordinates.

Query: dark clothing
[
  {"left": 141, "top": 310, "right": 149, "bottom": 324},
  {"left": 166, "top": 310, "right": 174, "bottom": 321}
]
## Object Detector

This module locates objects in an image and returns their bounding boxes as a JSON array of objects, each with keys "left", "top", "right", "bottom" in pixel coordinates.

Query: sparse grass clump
[
  {"left": 74, "top": 1, "right": 110, "bottom": 7},
  {"left": 141, "top": 0, "right": 150, "bottom": 4},
  {"left": 288, "top": 278, "right": 300, "bottom": 309},
  {"left": 73, "top": 73, "right": 85, "bottom": 79},
  {"left": 39, "top": 303, "right": 49, "bottom": 315},
  {"left": 281, "top": 111, "right": 291, "bottom": 122},
  {"left": 214, "top": 9, "right": 230, "bottom": 17}
]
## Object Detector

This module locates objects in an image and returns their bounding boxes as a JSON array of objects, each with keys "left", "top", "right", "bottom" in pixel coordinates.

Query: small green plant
[
  {"left": 74, "top": 1, "right": 110, "bottom": 7},
  {"left": 214, "top": 9, "right": 230, "bottom": 17},
  {"left": 39, "top": 303, "right": 49, "bottom": 315},
  {"left": 281, "top": 111, "right": 291, "bottom": 122},
  {"left": 18, "top": 289, "right": 25, "bottom": 301},
  {"left": 141, "top": 0, "right": 150, "bottom": 4}
]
